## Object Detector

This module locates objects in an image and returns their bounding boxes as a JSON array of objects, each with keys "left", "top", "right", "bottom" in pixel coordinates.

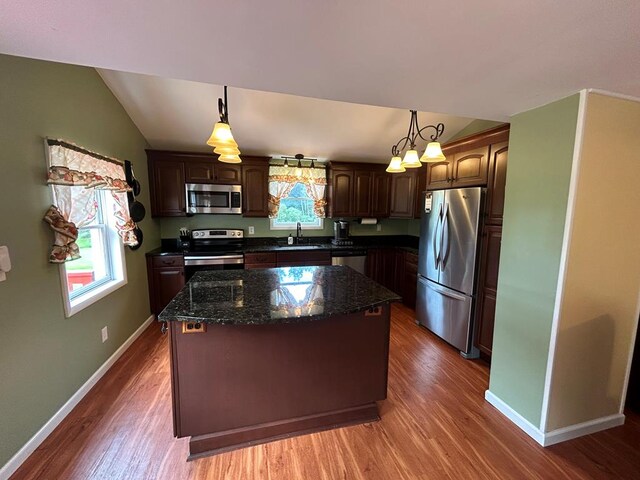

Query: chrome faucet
[{"left": 296, "top": 222, "right": 302, "bottom": 243}]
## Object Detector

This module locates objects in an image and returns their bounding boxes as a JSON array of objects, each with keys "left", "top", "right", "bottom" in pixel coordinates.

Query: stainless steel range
[{"left": 184, "top": 229, "right": 244, "bottom": 280}]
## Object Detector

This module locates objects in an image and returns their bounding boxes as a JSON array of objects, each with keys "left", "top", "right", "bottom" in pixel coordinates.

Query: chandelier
[
  {"left": 206, "top": 86, "right": 241, "bottom": 163},
  {"left": 386, "top": 110, "right": 446, "bottom": 173}
]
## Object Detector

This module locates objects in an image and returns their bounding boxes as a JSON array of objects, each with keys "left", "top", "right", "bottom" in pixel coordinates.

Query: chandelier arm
[
  {"left": 392, "top": 135, "right": 411, "bottom": 156},
  {"left": 416, "top": 122, "right": 445, "bottom": 142}
]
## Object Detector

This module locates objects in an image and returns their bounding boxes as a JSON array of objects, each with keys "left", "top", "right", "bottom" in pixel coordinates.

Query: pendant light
[
  {"left": 206, "top": 86, "right": 242, "bottom": 163},
  {"left": 386, "top": 110, "right": 446, "bottom": 172}
]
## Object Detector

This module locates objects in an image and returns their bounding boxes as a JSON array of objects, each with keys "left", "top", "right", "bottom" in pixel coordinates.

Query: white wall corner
[
  {"left": 0, "top": 314, "right": 155, "bottom": 480},
  {"left": 485, "top": 390, "right": 545, "bottom": 446},
  {"left": 539, "top": 89, "right": 589, "bottom": 432}
]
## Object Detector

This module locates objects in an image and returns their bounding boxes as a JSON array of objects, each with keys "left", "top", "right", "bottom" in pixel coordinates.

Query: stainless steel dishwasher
[{"left": 331, "top": 249, "right": 367, "bottom": 274}]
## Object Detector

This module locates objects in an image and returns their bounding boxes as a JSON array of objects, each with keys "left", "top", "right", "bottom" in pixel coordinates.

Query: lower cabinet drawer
[
  {"left": 244, "top": 252, "right": 277, "bottom": 264},
  {"left": 245, "top": 263, "right": 277, "bottom": 269}
]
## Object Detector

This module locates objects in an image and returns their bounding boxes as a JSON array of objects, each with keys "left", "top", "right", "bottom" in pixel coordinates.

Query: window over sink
[{"left": 270, "top": 182, "right": 324, "bottom": 230}]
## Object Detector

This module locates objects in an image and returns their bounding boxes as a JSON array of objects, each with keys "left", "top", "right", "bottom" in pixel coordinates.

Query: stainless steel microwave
[{"left": 185, "top": 183, "right": 242, "bottom": 214}]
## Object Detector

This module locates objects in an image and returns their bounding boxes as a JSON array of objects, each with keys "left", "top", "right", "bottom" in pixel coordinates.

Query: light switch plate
[
  {"left": 101, "top": 326, "right": 108, "bottom": 343},
  {"left": 376, "top": 224, "right": 382, "bottom": 232}
]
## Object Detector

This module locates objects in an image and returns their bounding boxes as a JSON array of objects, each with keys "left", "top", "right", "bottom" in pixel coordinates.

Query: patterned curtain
[
  {"left": 268, "top": 165, "right": 327, "bottom": 218},
  {"left": 43, "top": 140, "right": 136, "bottom": 263}
]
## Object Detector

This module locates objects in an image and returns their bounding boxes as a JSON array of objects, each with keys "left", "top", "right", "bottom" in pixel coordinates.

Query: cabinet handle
[{"left": 161, "top": 259, "right": 174, "bottom": 265}]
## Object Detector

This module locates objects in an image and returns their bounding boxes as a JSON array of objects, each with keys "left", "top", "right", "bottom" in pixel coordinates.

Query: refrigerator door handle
[
  {"left": 433, "top": 203, "right": 443, "bottom": 270},
  {"left": 440, "top": 202, "right": 450, "bottom": 270},
  {"left": 429, "top": 279, "right": 467, "bottom": 301}
]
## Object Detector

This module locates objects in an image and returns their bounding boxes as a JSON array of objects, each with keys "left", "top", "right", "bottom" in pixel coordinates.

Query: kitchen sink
[{"left": 275, "top": 244, "right": 326, "bottom": 250}]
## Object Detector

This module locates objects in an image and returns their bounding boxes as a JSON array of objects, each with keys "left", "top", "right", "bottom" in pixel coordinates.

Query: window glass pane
[
  {"left": 65, "top": 228, "right": 110, "bottom": 294},
  {"left": 272, "top": 182, "right": 321, "bottom": 227}
]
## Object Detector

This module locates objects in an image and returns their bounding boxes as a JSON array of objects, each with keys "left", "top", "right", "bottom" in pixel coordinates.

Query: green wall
[
  {"left": 159, "top": 216, "right": 412, "bottom": 239},
  {"left": 489, "top": 94, "right": 580, "bottom": 426},
  {"left": 447, "top": 119, "right": 506, "bottom": 142},
  {"left": 0, "top": 54, "right": 160, "bottom": 467}
]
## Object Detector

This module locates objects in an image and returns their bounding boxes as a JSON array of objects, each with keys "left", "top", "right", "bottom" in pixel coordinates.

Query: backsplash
[{"left": 159, "top": 216, "right": 416, "bottom": 239}]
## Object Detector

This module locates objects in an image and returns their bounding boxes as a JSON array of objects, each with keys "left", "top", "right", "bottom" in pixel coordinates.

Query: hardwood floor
[{"left": 11, "top": 304, "right": 640, "bottom": 479}]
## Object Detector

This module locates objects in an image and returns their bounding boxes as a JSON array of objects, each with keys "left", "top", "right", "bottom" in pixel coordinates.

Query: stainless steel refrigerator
[{"left": 416, "top": 187, "right": 482, "bottom": 357}]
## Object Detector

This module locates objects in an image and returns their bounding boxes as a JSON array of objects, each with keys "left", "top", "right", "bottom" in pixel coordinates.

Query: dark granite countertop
[
  {"left": 147, "top": 235, "right": 419, "bottom": 256},
  {"left": 158, "top": 265, "right": 401, "bottom": 325}
]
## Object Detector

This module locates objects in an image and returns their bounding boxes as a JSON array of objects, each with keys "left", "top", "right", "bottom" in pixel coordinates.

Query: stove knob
[{"left": 230, "top": 232, "right": 235, "bottom": 236}]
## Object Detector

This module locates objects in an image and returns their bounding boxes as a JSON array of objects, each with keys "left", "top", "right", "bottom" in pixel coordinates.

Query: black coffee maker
[{"left": 332, "top": 220, "right": 353, "bottom": 246}]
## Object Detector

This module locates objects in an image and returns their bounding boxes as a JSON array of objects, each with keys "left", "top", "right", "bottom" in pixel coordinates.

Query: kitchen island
[{"left": 159, "top": 266, "right": 400, "bottom": 459}]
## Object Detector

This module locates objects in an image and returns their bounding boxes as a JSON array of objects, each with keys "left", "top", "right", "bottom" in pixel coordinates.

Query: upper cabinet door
[
  {"left": 486, "top": 142, "right": 509, "bottom": 225},
  {"left": 150, "top": 159, "right": 186, "bottom": 217},
  {"left": 371, "top": 172, "right": 391, "bottom": 218},
  {"left": 390, "top": 170, "right": 417, "bottom": 218},
  {"left": 330, "top": 170, "right": 354, "bottom": 217},
  {"left": 215, "top": 164, "right": 242, "bottom": 184},
  {"left": 242, "top": 164, "right": 269, "bottom": 217},
  {"left": 426, "top": 161, "right": 452, "bottom": 190},
  {"left": 185, "top": 161, "right": 215, "bottom": 183},
  {"left": 451, "top": 146, "right": 489, "bottom": 187},
  {"left": 353, "top": 170, "right": 373, "bottom": 217}
]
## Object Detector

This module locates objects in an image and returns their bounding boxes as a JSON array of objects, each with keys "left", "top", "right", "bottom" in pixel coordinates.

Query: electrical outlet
[
  {"left": 248, "top": 226, "right": 255, "bottom": 235},
  {"left": 377, "top": 224, "right": 382, "bottom": 232},
  {"left": 101, "top": 326, "right": 108, "bottom": 343}
]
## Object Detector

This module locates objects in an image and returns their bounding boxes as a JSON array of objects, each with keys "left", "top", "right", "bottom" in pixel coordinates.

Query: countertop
[
  {"left": 158, "top": 265, "right": 401, "bottom": 325},
  {"left": 146, "top": 235, "right": 419, "bottom": 257}
]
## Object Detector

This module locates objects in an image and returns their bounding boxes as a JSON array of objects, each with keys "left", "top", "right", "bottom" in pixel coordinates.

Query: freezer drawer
[{"left": 416, "top": 276, "right": 473, "bottom": 353}]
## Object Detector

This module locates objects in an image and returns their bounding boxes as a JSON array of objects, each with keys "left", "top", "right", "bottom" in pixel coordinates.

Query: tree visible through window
[{"left": 271, "top": 182, "right": 323, "bottom": 229}]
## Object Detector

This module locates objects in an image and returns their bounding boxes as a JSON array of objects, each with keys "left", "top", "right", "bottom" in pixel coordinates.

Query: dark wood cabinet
[
  {"left": 149, "top": 158, "right": 186, "bottom": 217},
  {"left": 329, "top": 168, "right": 355, "bottom": 217},
  {"left": 328, "top": 163, "right": 391, "bottom": 218},
  {"left": 215, "top": 164, "right": 242, "bottom": 184},
  {"left": 353, "top": 170, "right": 373, "bottom": 217},
  {"left": 486, "top": 142, "right": 509, "bottom": 226},
  {"left": 450, "top": 146, "right": 489, "bottom": 187},
  {"left": 185, "top": 161, "right": 215, "bottom": 183},
  {"left": 244, "top": 252, "right": 277, "bottom": 269},
  {"left": 425, "top": 161, "right": 451, "bottom": 190},
  {"left": 425, "top": 146, "right": 489, "bottom": 189},
  {"left": 474, "top": 226, "right": 502, "bottom": 357},
  {"left": 241, "top": 159, "right": 269, "bottom": 217},
  {"left": 147, "top": 150, "right": 270, "bottom": 218},
  {"left": 390, "top": 170, "right": 417, "bottom": 218},
  {"left": 414, "top": 171, "right": 427, "bottom": 219},
  {"left": 371, "top": 172, "right": 391, "bottom": 218},
  {"left": 276, "top": 250, "right": 331, "bottom": 267},
  {"left": 402, "top": 252, "right": 418, "bottom": 309},
  {"left": 147, "top": 255, "right": 185, "bottom": 316}
]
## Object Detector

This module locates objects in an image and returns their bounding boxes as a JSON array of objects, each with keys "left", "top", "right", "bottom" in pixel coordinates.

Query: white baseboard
[
  {"left": 0, "top": 314, "right": 155, "bottom": 480},
  {"left": 543, "top": 413, "right": 625, "bottom": 446},
  {"left": 485, "top": 390, "right": 626, "bottom": 447},
  {"left": 485, "top": 390, "right": 545, "bottom": 445}
]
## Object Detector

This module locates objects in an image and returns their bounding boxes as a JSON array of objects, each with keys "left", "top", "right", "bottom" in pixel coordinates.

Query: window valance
[{"left": 43, "top": 139, "right": 138, "bottom": 263}]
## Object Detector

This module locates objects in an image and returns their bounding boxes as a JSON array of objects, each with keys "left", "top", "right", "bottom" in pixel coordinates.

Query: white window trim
[
  {"left": 58, "top": 194, "right": 128, "bottom": 318},
  {"left": 270, "top": 218, "right": 324, "bottom": 231}
]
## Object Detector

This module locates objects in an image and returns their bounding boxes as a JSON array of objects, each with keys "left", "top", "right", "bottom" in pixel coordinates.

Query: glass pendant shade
[
  {"left": 206, "top": 121, "right": 235, "bottom": 147},
  {"left": 401, "top": 149, "right": 422, "bottom": 168},
  {"left": 218, "top": 154, "right": 242, "bottom": 164},
  {"left": 421, "top": 142, "right": 446, "bottom": 162},
  {"left": 214, "top": 145, "right": 241, "bottom": 156},
  {"left": 386, "top": 156, "right": 406, "bottom": 173}
]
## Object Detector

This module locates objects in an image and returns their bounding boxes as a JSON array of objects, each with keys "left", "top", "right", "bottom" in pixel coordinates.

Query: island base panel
[{"left": 188, "top": 402, "right": 379, "bottom": 459}]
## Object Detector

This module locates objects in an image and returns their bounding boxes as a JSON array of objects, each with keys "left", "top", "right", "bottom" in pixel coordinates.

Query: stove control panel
[{"left": 191, "top": 229, "right": 244, "bottom": 239}]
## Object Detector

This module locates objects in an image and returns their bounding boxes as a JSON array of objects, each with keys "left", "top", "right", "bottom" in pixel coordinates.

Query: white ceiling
[
  {"left": 97, "top": 69, "right": 474, "bottom": 162},
  {"left": 1, "top": 1, "right": 638, "bottom": 122}
]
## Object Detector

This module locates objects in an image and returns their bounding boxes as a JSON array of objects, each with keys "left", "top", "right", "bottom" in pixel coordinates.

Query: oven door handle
[{"left": 184, "top": 255, "right": 244, "bottom": 266}]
